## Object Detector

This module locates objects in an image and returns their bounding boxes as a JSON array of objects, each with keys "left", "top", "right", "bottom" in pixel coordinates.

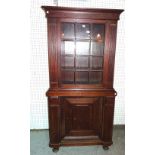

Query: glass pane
[
  {"left": 76, "top": 41, "right": 89, "bottom": 55},
  {"left": 61, "top": 41, "right": 75, "bottom": 55},
  {"left": 89, "top": 71, "right": 102, "bottom": 84},
  {"left": 75, "top": 72, "right": 89, "bottom": 84},
  {"left": 76, "top": 56, "right": 89, "bottom": 69},
  {"left": 61, "top": 56, "right": 74, "bottom": 69},
  {"left": 61, "top": 23, "right": 74, "bottom": 39},
  {"left": 91, "top": 42, "right": 103, "bottom": 56},
  {"left": 90, "top": 56, "right": 103, "bottom": 69},
  {"left": 92, "top": 24, "right": 105, "bottom": 41},
  {"left": 61, "top": 71, "right": 74, "bottom": 84},
  {"left": 76, "top": 23, "right": 90, "bottom": 39}
]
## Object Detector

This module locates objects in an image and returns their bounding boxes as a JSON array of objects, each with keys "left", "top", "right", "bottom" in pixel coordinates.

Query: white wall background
[{"left": 30, "top": 0, "right": 125, "bottom": 129}]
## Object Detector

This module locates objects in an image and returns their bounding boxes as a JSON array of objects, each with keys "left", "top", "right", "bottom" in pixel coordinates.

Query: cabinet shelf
[
  {"left": 61, "top": 38, "right": 104, "bottom": 42},
  {"left": 61, "top": 54, "right": 103, "bottom": 57},
  {"left": 61, "top": 68, "right": 103, "bottom": 72}
]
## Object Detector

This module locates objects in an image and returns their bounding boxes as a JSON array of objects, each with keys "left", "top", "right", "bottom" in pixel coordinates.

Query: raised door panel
[
  {"left": 61, "top": 97, "right": 103, "bottom": 137},
  {"left": 72, "top": 104, "right": 92, "bottom": 130}
]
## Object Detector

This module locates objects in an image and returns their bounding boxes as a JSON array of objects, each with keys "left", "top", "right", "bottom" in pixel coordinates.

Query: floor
[{"left": 30, "top": 126, "right": 125, "bottom": 155}]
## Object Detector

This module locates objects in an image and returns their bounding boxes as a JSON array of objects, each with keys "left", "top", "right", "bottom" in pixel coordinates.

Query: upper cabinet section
[
  {"left": 41, "top": 6, "right": 123, "bottom": 20},
  {"left": 41, "top": 6, "right": 124, "bottom": 88}
]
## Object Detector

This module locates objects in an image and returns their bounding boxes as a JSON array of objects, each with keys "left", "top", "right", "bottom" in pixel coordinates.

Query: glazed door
[{"left": 60, "top": 22, "right": 105, "bottom": 85}]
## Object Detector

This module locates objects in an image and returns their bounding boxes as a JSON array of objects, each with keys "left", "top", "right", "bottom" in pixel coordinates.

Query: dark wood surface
[
  {"left": 41, "top": 6, "right": 123, "bottom": 151},
  {"left": 41, "top": 6, "right": 123, "bottom": 20}
]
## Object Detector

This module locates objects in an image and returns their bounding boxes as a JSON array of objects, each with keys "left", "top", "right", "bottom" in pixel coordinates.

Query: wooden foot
[
  {"left": 103, "top": 146, "right": 109, "bottom": 150},
  {"left": 52, "top": 148, "right": 59, "bottom": 153}
]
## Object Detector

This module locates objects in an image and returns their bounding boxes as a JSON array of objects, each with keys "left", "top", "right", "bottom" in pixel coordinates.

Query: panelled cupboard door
[
  {"left": 41, "top": 6, "right": 123, "bottom": 152},
  {"left": 61, "top": 97, "right": 103, "bottom": 137}
]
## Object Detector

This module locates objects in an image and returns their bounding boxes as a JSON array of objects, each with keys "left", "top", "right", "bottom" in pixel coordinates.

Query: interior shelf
[{"left": 61, "top": 69, "right": 103, "bottom": 72}]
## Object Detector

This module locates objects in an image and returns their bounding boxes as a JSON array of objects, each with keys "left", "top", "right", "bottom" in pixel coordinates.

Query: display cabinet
[{"left": 41, "top": 6, "right": 123, "bottom": 152}]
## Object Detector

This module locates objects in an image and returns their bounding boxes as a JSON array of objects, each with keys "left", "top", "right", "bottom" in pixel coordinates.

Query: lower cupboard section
[{"left": 48, "top": 96, "right": 115, "bottom": 148}]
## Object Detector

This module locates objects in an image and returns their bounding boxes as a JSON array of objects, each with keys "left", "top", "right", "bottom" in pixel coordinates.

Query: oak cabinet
[{"left": 41, "top": 6, "right": 123, "bottom": 152}]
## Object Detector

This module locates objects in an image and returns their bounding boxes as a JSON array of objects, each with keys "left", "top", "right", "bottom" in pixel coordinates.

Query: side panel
[
  {"left": 103, "top": 22, "right": 117, "bottom": 88},
  {"left": 101, "top": 96, "right": 115, "bottom": 144},
  {"left": 47, "top": 18, "right": 59, "bottom": 88},
  {"left": 48, "top": 97, "right": 61, "bottom": 148}
]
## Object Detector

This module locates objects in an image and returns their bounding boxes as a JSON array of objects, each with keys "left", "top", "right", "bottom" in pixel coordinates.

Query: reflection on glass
[
  {"left": 76, "top": 56, "right": 89, "bottom": 69},
  {"left": 61, "top": 71, "right": 74, "bottom": 84},
  {"left": 76, "top": 23, "right": 90, "bottom": 39},
  {"left": 90, "top": 56, "right": 103, "bottom": 69},
  {"left": 89, "top": 71, "right": 102, "bottom": 84},
  {"left": 61, "top": 23, "right": 74, "bottom": 38},
  {"left": 91, "top": 42, "right": 103, "bottom": 56},
  {"left": 61, "top": 56, "right": 74, "bottom": 68},
  {"left": 96, "top": 33, "right": 102, "bottom": 41},
  {"left": 61, "top": 41, "right": 75, "bottom": 55},
  {"left": 92, "top": 24, "right": 105, "bottom": 41},
  {"left": 75, "top": 72, "right": 89, "bottom": 84},
  {"left": 76, "top": 41, "right": 89, "bottom": 55}
]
